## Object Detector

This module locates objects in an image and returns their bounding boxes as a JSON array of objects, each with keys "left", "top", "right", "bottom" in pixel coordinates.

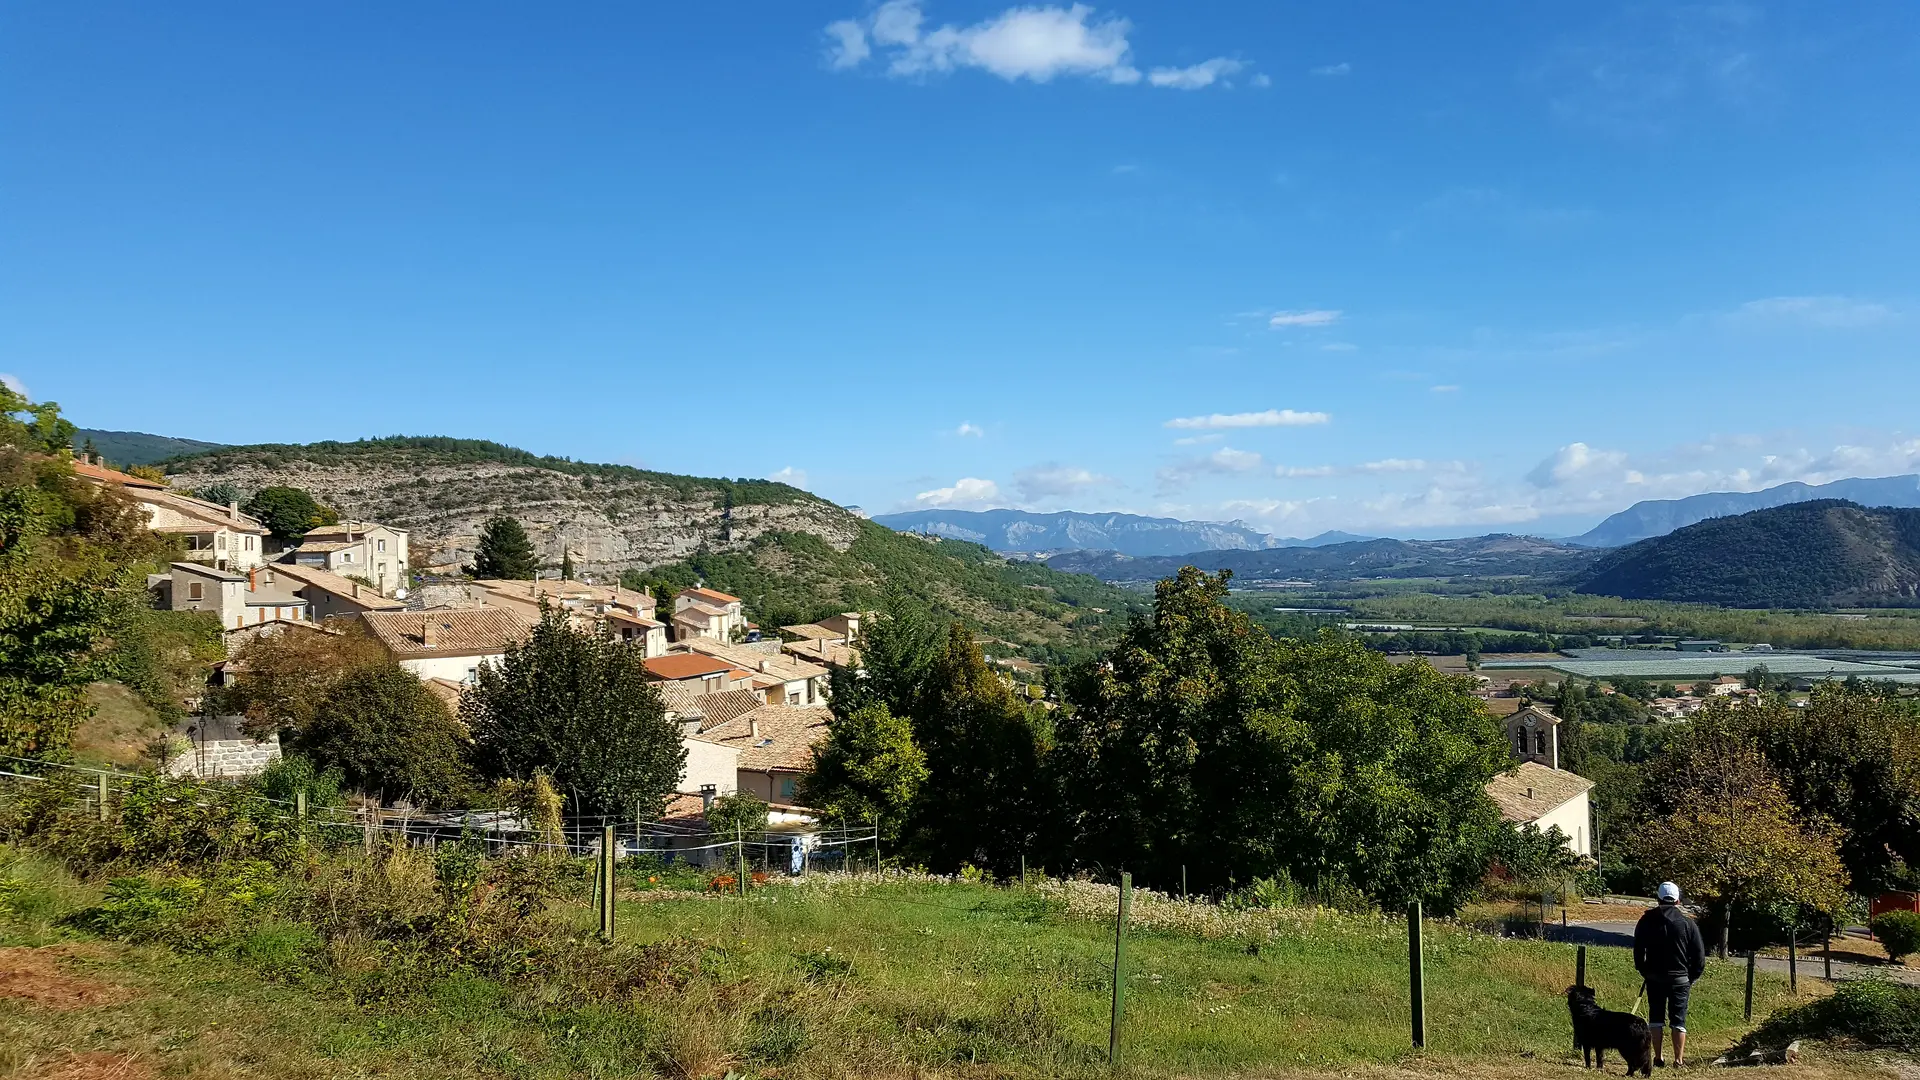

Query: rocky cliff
[{"left": 163, "top": 437, "right": 860, "bottom": 577}]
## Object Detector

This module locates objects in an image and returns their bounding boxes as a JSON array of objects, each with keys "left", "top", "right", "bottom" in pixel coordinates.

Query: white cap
[{"left": 1657, "top": 881, "right": 1681, "bottom": 903}]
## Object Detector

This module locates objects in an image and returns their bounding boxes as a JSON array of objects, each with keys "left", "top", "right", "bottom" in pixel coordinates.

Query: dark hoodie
[{"left": 1634, "top": 902, "right": 1706, "bottom": 981}]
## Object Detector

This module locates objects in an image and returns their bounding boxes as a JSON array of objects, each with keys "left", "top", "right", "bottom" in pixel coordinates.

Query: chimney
[
  {"left": 1525, "top": 786, "right": 1534, "bottom": 800},
  {"left": 228, "top": 500, "right": 239, "bottom": 521},
  {"left": 749, "top": 717, "right": 761, "bottom": 739},
  {"left": 700, "top": 784, "right": 717, "bottom": 810},
  {"left": 759, "top": 659, "right": 772, "bottom": 673},
  {"left": 352, "top": 581, "right": 360, "bottom": 598},
  {"left": 248, "top": 567, "right": 257, "bottom": 592},
  {"left": 422, "top": 620, "right": 440, "bottom": 647}
]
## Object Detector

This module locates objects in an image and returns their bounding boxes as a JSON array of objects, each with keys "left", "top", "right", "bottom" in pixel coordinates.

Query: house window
[
  {"left": 377, "top": 561, "right": 387, "bottom": 577},
  {"left": 779, "top": 777, "right": 796, "bottom": 800},
  {"left": 787, "top": 691, "right": 800, "bottom": 705},
  {"left": 217, "top": 534, "right": 227, "bottom": 550},
  {"left": 1514, "top": 731, "right": 1526, "bottom": 755},
  {"left": 376, "top": 539, "right": 386, "bottom": 552},
  {"left": 187, "top": 582, "right": 204, "bottom": 601},
  {"left": 341, "top": 552, "right": 353, "bottom": 563},
  {"left": 1535, "top": 731, "right": 1548, "bottom": 755},
  {"left": 245, "top": 536, "right": 254, "bottom": 550}
]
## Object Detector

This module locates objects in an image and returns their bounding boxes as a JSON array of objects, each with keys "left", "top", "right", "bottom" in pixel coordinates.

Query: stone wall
[{"left": 163, "top": 715, "right": 282, "bottom": 779}]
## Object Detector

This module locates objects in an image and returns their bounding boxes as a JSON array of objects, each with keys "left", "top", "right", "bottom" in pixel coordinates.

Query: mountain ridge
[
  {"left": 872, "top": 508, "right": 1369, "bottom": 556},
  {"left": 1572, "top": 474, "right": 1920, "bottom": 547},
  {"left": 1574, "top": 499, "right": 1920, "bottom": 608},
  {"left": 1047, "top": 533, "right": 1601, "bottom": 585}
]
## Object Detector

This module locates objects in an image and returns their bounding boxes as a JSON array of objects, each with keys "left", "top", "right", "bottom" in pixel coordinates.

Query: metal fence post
[
  {"left": 1823, "top": 927, "right": 1833, "bottom": 982},
  {"left": 1744, "top": 952, "right": 1756, "bottom": 1021},
  {"left": 1787, "top": 929, "right": 1797, "bottom": 994},
  {"left": 1109, "top": 871, "right": 1131, "bottom": 1068},
  {"left": 1409, "top": 900, "right": 1427, "bottom": 1050},
  {"left": 873, "top": 817, "right": 882, "bottom": 873}
]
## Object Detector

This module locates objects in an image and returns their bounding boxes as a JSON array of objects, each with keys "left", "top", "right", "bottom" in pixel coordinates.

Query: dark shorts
[{"left": 1646, "top": 976, "right": 1692, "bottom": 1030}]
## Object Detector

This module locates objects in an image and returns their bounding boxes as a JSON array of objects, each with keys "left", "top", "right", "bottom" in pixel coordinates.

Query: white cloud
[
  {"left": 1725, "top": 295, "right": 1897, "bottom": 329},
  {"left": 1158, "top": 446, "right": 1267, "bottom": 489},
  {"left": 1172, "top": 433, "right": 1225, "bottom": 446},
  {"left": 915, "top": 476, "right": 1002, "bottom": 508},
  {"left": 824, "top": 19, "right": 871, "bottom": 69},
  {"left": 1275, "top": 465, "right": 1337, "bottom": 478},
  {"left": 1430, "top": 384, "right": 1461, "bottom": 393},
  {"left": 1250, "top": 73, "right": 1271, "bottom": 88},
  {"left": 955, "top": 422, "right": 984, "bottom": 437},
  {"left": 1525, "top": 442, "right": 1631, "bottom": 488},
  {"left": 1269, "top": 309, "right": 1342, "bottom": 328},
  {"left": 0, "top": 374, "right": 25, "bottom": 398},
  {"left": 1164, "top": 408, "right": 1331, "bottom": 430},
  {"left": 1276, "top": 459, "right": 1459, "bottom": 479},
  {"left": 768, "top": 466, "right": 809, "bottom": 487},
  {"left": 1358, "top": 458, "right": 1429, "bottom": 473},
  {"left": 1310, "top": 62, "right": 1350, "bottom": 76},
  {"left": 825, "top": 2, "right": 1241, "bottom": 89},
  {"left": 1014, "top": 464, "right": 1111, "bottom": 503},
  {"left": 1147, "top": 57, "right": 1244, "bottom": 90}
]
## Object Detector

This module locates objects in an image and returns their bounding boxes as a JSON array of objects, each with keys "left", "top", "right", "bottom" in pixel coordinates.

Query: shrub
[
  {"left": 1745, "top": 977, "right": 1920, "bottom": 1051},
  {"left": 1869, "top": 910, "right": 1920, "bottom": 962}
]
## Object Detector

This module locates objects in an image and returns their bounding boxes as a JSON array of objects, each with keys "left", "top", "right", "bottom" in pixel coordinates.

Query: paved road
[{"left": 1560, "top": 920, "right": 1920, "bottom": 986}]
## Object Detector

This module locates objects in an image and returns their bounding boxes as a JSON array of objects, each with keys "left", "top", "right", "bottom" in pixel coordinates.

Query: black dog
[{"left": 1566, "top": 985, "right": 1655, "bottom": 1075}]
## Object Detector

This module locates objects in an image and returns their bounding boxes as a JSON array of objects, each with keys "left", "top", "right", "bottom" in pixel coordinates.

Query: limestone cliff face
[{"left": 165, "top": 452, "right": 860, "bottom": 577}]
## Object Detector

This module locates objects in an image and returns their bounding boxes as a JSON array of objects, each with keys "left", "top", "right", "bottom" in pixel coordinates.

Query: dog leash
[{"left": 1632, "top": 980, "right": 1647, "bottom": 1019}]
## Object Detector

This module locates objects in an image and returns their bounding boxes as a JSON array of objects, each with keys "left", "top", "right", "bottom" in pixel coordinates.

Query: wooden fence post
[
  {"left": 1576, "top": 945, "right": 1587, "bottom": 989},
  {"left": 296, "top": 790, "right": 307, "bottom": 820},
  {"left": 1823, "top": 927, "right": 1832, "bottom": 982},
  {"left": 1788, "top": 929, "right": 1797, "bottom": 994},
  {"left": 736, "top": 822, "right": 747, "bottom": 898},
  {"left": 873, "top": 817, "right": 882, "bottom": 873},
  {"left": 1109, "top": 871, "right": 1131, "bottom": 1068},
  {"left": 1409, "top": 900, "right": 1427, "bottom": 1050},
  {"left": 96, "top": 774, "right": 109, "bottom": 822},
  {"left": 1744, "top": 952, "right": 1756, "bottom": 1021},
  {"left": 1182, "top": 864, "right": 1188, "bottom": 901},
  {"left": 601, "top": 824, "right": 616, "bottom": 941}
]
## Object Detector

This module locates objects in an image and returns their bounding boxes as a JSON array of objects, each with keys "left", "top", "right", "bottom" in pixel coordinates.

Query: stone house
[
  {"left": 287, "top": 520, "right": 410, "bottom": 595},
  {"left": 160, "top": 562, "right": 312, "bottom": 631},
  {"left": 359, "top": 608, "right": 533, "bottom": 684},
  {"left": 75, "top": 457, "right": 268, "bottom": 571},
  {"left": 672, "top": 587, "right": 745, "bottom": 642}
]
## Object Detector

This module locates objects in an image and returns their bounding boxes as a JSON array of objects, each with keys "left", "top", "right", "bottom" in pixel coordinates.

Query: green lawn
[{"left": 0, "top": 864, "right": 1837, "bottom": 1079}]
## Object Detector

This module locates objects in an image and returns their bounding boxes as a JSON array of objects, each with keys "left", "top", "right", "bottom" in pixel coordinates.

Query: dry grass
[{"left": 70, "top": 685, "right": 167, "bottom": 771}]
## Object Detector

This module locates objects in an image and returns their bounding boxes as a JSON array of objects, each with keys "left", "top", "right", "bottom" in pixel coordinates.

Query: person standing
[{"left": 1634, "top": 881, "right": 1707, "bottom": 1067}]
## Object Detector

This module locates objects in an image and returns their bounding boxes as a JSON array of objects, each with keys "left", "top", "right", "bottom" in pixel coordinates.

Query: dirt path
[{"left": 1561, "top": 921, "right": 1920, "bottom": 986}]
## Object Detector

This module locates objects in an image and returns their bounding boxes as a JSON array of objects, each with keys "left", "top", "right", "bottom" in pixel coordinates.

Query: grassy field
[{"left": 2, "top": 857, "right": 1849, "bottom": 1080}]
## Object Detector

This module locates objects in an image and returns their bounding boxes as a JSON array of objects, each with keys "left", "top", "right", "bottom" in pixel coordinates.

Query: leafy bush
[
  {"left": 1745, "top": 977, "right": 1920, "bottom": 1051},
  {"left": 1869, "top": 910, "right": 1920, "bottom": 962}
]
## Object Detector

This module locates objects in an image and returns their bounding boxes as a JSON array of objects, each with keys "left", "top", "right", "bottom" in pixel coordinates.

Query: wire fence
[{"left": 0, "top": 756, "right": 879, "bottom": 876}]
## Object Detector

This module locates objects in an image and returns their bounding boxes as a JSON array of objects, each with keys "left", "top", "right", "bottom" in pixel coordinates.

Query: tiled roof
[
  {"left": 696, "top": 704, "right": 831, "bottom": 772},
  {"left": 73, "top": 458, "right": 169, "bottom": 490},
  {"left": 1509, "top": 704, "right": 1562, "bottom": 727},
  {"left": 658, "top": 684, "right": 767, "bottom": 730},
  {"left": 780, "top": 623, "right": 845, "bottom": 641},
  {"left": 360, "top": 608, "right": 532, "bottom": 659},
  {"left": 423, "top": 678, "right": 466, "bottom": 711},
  {"left": 681, "top": 640, "right": 828, "bottom": 682},
  {"left": 643, "top": 653, "right": 738, "bottom": 681},
  {"left": 605, "top": 608, "right": 663, "bottom": 628},
  {"left": 171, "top": 561, "right": 245, "bottom": 582},
  {"left": 783, "top": 638, "right": 857, "bottom": 667},
  {"left": 1485, "top": 761, "right": 1594, "bottom": 822},
  {"left": 683, "top": 587, "right": 741, "bottom": 605},
  {"left": 293, "top": 540, "right": 357, "bottom": 553},
  {"left": 267, "top": 562, "right": 406, "bottom": 611}
]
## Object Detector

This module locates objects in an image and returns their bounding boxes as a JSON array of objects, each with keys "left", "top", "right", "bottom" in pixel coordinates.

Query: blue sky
[{"left": 4, "top": 2, "right": 1917, "bottom": 538}]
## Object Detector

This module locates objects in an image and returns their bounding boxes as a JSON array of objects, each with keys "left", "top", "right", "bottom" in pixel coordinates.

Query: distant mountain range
[
  {"left": 1047, "top": 533, "right": 1600, "bottom": 585},
  {"left": 75, "top": 428, "right": 225, "bottom": 467},
  {"left": 1576, "top": 500, "right": 1920, "bottom": 608},
  {"left": 1572, "top": 474, "right": 1920, "bottom": 547},
  {"left": 871, "top": 509, "right": 1369, "bottom": 557}
]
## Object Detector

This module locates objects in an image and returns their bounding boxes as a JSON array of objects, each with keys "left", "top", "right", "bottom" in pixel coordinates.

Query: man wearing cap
[{"left": 1634, "top": 881, "right": 1707, "bottom": 1067}]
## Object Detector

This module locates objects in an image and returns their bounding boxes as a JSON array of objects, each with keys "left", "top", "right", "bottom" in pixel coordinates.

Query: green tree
[
  {"left": 243, "top": 485, "right": 336, "bottom": 543},
  {"left": 290, "top": 663, "right": 476, "bottom": 807},
  {"left": 471, "top": 515, "right": 537, "bottom": 580},
  {"left": 1055, "top": 567, "right": 1509, "bottom": 911},
  {"left": 798, "top": 702, "right": 928, "bottom": 842},
  {"left": 907, "top": 623, "right": 1053, "bottom": 874},
  {"left": 705, "top": 789, "right": 768, "bottom": 839},
  {"left": 1633, "top": 716, "right": 1852, "bottom": 936},
  {"left": 193, "top": 482, "right": 240, "bottom": 508},
  {"left": 463, "top": 604, "right": 685, "bottom": 817},
  {"left": 560, "top": 550, "right": 575, "bottom": 581}
]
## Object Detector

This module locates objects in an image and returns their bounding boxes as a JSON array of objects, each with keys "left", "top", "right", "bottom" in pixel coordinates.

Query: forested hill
[
  {"left": 1575, "top": 500, "right": 1920, "bottom": 608},
  {"left": 75, "top": 428, "right": 224, "bottom": 466},
  {"left": 1572, "top": 473, "right": 1920, "bottom": 547},
  {"left": 871, "top": 508, "right": 1367, "bottom": 556},
  {"left": 163, "top": 436, "right": 1143, "bottom": 658},
  {"left": 1048, "top": 533, "right": 1599, "bottom": 584}
]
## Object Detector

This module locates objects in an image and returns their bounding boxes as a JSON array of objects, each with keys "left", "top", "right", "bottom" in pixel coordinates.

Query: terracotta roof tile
[
  {"left": 696, "top": 704, "right": 831, "bottom": 772},
  {"left": 361, "top": 608, "right": 532, "bottom": 659},
  {"left": 1485, "top": 761, "right": 1593, "bottom": 822},
  {"left": 683, "top": 587, "right": 741, "bottom": 605},
  {"left": 643, "top": 653, "right": 738, "bottom": 681}
]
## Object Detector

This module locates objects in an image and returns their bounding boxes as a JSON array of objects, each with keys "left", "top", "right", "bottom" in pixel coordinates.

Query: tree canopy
[
  {"left": 471, "top": 515, "right": 537, "bottom": 580},
  {"left": 462, "top": 605, "right": 685, "bottom": 817},
  {"left": 242, "top": 485, "right": 337, "bottom": 543}
]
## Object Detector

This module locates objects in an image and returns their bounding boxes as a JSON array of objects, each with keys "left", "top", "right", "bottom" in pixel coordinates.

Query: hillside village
[
  {"left": 74, "top": 452, "right": 868, "bottom": 839},
  {"left": 70, "top": 449, "right": 1621, "bottom": 865}
]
